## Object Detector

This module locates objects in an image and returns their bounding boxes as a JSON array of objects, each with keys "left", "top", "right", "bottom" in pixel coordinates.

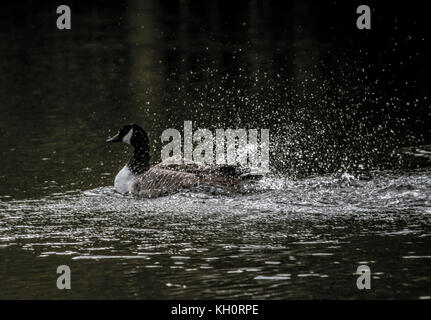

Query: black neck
[
  {"left": 128, "top": 147, "right": 150, "bottom": 175},
  {"left": 127, "top": 130, "right": 151, "bottom": 175}
]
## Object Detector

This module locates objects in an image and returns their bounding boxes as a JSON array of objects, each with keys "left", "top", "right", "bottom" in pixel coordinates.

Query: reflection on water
[
  {"left": 0, "top": 0, "right": 430, "bottom": 299},
  {"left": 1, "top": 171, "right": 430, "bottom": 299}
]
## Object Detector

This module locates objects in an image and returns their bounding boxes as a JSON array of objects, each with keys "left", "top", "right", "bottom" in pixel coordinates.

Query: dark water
[
  {"left": 0, "top": 1, "right": 430, "bottom": 299},
  {"left": 1, "top": 173, "right": 431, "bottom": 299}
]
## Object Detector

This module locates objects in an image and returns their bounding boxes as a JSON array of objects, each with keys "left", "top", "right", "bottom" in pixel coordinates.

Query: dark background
[{"left": 0, "top": 0, "right": 430, "bottom": 198}]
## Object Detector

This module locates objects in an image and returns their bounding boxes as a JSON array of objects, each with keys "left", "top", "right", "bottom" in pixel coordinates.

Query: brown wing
[
  {"left": 131, "top": 161, "right": 242, "bottom": 198},
  {"left": 151, "top": 161, "right": 249, "bottom": 177}
]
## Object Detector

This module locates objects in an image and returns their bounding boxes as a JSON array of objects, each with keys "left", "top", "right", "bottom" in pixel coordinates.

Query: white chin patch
[{"left": 122, "top": 128, "right": 133, "bottom": 144}]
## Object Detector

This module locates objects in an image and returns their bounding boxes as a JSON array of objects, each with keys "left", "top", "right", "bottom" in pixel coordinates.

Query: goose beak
[{"left": 106, "top": 132, "right": 122, "bottom": 143}]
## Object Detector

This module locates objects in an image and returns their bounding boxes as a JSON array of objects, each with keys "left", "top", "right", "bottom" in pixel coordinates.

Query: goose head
[{"left": 106, "top": 123, "right": 149, "bottom": 149}]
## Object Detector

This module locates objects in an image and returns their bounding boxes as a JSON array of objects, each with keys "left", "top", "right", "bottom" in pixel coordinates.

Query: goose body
[{"left": 107, "top": 123, "right": 262, "bottom": 198}]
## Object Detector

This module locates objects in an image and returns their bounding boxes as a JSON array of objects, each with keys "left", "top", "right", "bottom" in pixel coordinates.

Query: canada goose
[{"left": 106, "top": 123, "right": 262, "bottom": 198}]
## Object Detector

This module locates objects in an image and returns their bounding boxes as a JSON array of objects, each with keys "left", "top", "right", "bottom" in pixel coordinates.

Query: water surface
[{"left": 1, "top": 171, "right": 430, "bottom": 299}]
